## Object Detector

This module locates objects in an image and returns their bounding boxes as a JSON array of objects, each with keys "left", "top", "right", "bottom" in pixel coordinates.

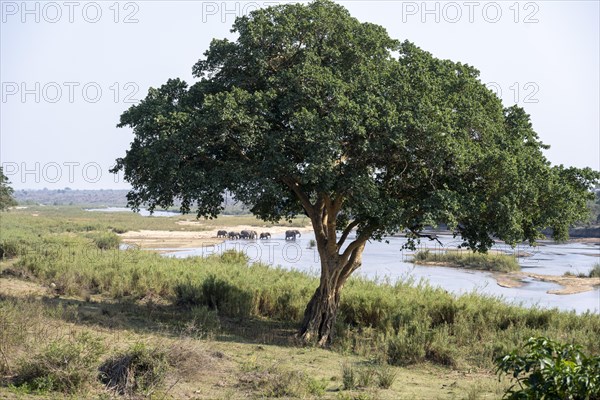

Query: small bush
[
  {"left": 341, "top": 362, "right": 356, "bottom": 390},
  {"left": 86, "top": 231, "right": 121, "bottom": 250},
  {"left": 175, "top": 275, "right": 253, "bottom": 317},
  {"left": 496, "top": 336, "right": 600, "bottom": 399},
  {"left": 413, "top": 249, "right": 430, "bottom": 261},
  {"left": 239, "top": 366, "right": 325, "bottom": 398},
  {"left": 0, "top": 238, "right": 22, "bottom": 259},
  {"left": 99, "top": 342, "right": 169, "bottom": 396},
  {"left": 386, "top": 321, "right": 431, "bottom": 366},
  {"left": 14, "top": 333, "right": 104, "bottom": 394},
  {"left": 340, "top": 361, "right": 393, "bottom": 390},
  {"left": 220, "top": 249, "right": 249, "bottom": 264},
  {"left": 356, "top": 365, "right": 377, "bottom": 388},
  {"left": 187, "top": 305, "right": 221, "bottom": 335},
  {"left": 376, "top": 364, "right": 397, "bottom": 389},
  {"left": 589, "top": 263, "right": 600, "bottom": 278}
]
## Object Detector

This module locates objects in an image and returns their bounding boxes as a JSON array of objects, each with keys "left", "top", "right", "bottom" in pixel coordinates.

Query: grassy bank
[
  {"left": 413, "top": 249, "right": 521, "bottom": 272},
  {"left": 1, "top": 207, "right": 599, "bottom": 398},
  {"left": 1, "top": 205, "right": 307, "bottom": 237}
]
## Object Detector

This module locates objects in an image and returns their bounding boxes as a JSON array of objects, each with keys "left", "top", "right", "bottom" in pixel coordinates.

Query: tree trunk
[
  {"left": 298, "top": 245, "right": 365, "bottom": 346},
  {"left": 298, "top": 262, "right": 343, "bottom": 346},
  {"left": 290, "top": 192, "right": 369, "bottom": 346}
]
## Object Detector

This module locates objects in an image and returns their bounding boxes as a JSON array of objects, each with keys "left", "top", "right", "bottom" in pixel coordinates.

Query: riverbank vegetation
[
  {"left": 1, "top": 207, "right": 599, "bottom": 398},
  {"left": 564, "top": 262, "right": 600, "bottom": 279},
  {"left": 412, "top": 249, "right": 521, "bottom": 272}
]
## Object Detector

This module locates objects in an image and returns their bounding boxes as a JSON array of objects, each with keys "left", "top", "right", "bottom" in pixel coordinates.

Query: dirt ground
[{"left": 495, "top": 271, "right": 600, "bottom": 295}]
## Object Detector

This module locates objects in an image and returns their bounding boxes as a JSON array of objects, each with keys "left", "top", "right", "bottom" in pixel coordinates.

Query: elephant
[
  {"left": 239, "top": 230, "right": 251, "bottom": 239},
  {"left": 260, "top": 232, "right": 271, "bottom": 239},
  {"left": 217, "top": 230, "right": 228, "bottom": 238},
  {"left": 285, "top": 230, "right": 302, "bottom": 240},
  {"left": 228, "top": 231, "right": 240, "bottom": 240},
  {"left": 250, "top": 230, "right": 258, "bottom": 239}
]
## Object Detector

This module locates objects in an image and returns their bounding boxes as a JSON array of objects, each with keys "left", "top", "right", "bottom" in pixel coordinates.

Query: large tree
[
  {"left": 0, "top": 167, "right": 17, "bottom": 211},
  {"left": 112, "top": 0, "right": 599, "bottom": 344}
]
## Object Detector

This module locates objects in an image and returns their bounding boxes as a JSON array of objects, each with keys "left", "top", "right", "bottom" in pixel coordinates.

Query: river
[{"left": 166, "top": 232, "right": 600, "bottom": 314}]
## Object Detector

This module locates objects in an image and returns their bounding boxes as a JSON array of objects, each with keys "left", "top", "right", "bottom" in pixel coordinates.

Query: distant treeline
[
  {"left": 15, "top": 189, "right": 130, "bottom": 207},
  {"left": 13, "top": 189, "right": 250, "bottom": 215}
]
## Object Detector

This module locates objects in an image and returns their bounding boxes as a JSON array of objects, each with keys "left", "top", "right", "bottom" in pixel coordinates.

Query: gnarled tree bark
[{"left": 295, "top": 192, "right": 370, "bottom": 345}]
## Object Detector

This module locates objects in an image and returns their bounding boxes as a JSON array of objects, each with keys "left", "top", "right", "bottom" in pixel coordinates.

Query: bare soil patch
[{"left": 493, "top": 272, "right": 600, "bottom": 295}]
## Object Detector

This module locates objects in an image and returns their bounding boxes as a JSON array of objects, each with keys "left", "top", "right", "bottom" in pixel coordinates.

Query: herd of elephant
[{"left": 217, "top": 229, "right": 302, "bottom": 240}]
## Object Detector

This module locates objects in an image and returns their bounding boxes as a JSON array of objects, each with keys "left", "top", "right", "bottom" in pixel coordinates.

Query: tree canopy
[
  {"left": 113, "top": 0, "right": 599, "bottom": 344},
  {"left": 0, "top": 167, "right": 17, "bottom": 211}
]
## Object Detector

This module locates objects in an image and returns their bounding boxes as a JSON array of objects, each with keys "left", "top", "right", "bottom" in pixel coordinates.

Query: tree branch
[
  {"left": 337, "top": 220, "right": 359, "bottom": 249},
  {"left": 340, "top": 226, "right": 373, "bottom": 266},
  {"left": 282, "top": 177, "right": 314, "bottom": 218},
  {"left": 338, "top": 241, "right": 367, "bottom": 285},
  {"left": 409, "top": 228, "right": 443, "bottom": 246}
]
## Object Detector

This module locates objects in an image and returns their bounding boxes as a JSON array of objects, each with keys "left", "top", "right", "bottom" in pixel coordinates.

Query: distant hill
[
  {"left": 14, "top": 189, "right": 129, "bottom": 207},
  {"left": 13, "top": 189, "right": 250, "bottom": 214}
]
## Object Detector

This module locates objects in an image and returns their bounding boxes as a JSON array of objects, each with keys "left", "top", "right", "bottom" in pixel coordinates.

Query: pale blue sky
[{"left": 1, "top": 1, "right": 598, "bottom": 189}]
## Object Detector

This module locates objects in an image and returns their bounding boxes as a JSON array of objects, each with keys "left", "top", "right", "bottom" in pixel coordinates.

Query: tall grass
[
  {"left": 2, "top": 208, "right": 599, "bottom": 373},
  {"left": 589, "top": 263, "right": 600, "bottom": 278}
]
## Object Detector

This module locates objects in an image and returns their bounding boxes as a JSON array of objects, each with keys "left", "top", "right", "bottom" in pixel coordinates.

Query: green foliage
[
  {"left": 589, "top": 263, "right": 600, "bottom": 278},
  {"left": 99, "top": 342, "right": 169, "bottom": 396},
  {"left": 110, "top": 0, "right": 599, "bottom": 345},
  {"left": 175, "top": 274, "right": 253, "bottom": 317},
  {"left": 413, "top": 250, "right": 521, "bottom": 272},
  {"left": 85, "top": 231, "right": 121, "bottom": 250},
  {"left": 113, "top": 0, "right": 598, "bottom": 252},
  {"left": 14, "top": 333, "right": 104, "bottom": 394},
  {"left": 340, "top": 362, "right": 397, "bottom": 391},
  {"left": 0, "top": 167, "right": 17, "bottom": 211},
  {"left": 341, "top": 363, "right": 356, "bottom": 390},
  {"left": 375, "top": 364, "right": 397, "bottom": 389},
  {"left": 496, "top": 336, "right": 600, "bottom": 399}
]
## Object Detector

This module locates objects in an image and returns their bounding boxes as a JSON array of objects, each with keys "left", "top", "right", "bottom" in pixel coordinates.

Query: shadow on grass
[{"left": 0, "top": 291, "right": 301, "bottom": 348}]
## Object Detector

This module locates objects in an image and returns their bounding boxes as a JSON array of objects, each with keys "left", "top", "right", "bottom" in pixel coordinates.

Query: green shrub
[
  {"left": 14, "top": 333, "right": 104, "bottom": 394},
  {"left": 86, "top": 231, "right": 121, "bottom": 250},
  {"left": 340, "top": 362, "right": 393, "bottom": 390},
  {"left": 187, "top": 305, "right": 221, "bottom": 335},
  {"left": 496, "top": 336, "right": 600, "bottom": 399},
  {"left": 375, "top": 364, "right": 397, "bottom": 389},
  {"left": 341, "top": 362, "right": 356, "bottom": 390},
  {"left": 386, "top": 321, "right": 431, "bottom": 366},
  {"left": 0, "top": 238, "right": 22, "bottom": 259},
  {"left": 589, "top": 263, "right": 600, "bottom": 278},
  {"left": 220, "top": 249, "right": 249, "bottom": 264},
  {"left": 356, "top": 365, "right": 377, "bottom": 388},
  {"left": 175, "top": 275, "right": 253, "bottom": 317},
  {"left": 99, "top": 342, "right": 169, "bottom": 396},
  {"left": 412, "top": 250, "right": 520, "bottom": 272}
]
